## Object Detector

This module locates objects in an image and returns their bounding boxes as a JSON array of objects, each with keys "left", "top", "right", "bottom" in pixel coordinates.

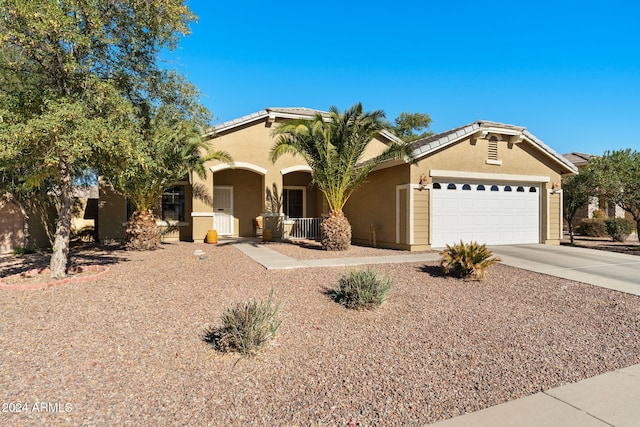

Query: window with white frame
[
  {"left": 283, "top": 187, "right": 305, "bottom": 218},
  {"left": 161, "top": 185, "right": 186, "bottom": 221}
]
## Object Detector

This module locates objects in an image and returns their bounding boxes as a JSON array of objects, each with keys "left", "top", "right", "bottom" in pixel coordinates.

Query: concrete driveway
[{"left": 488, "top": 244, "right": 640, "bottom": 296}]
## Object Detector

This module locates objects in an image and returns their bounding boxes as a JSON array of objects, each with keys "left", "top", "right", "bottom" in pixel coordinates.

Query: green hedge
[
  {"left": 578, "top": 218, "right": 607, "bottom": 237},
  {"left": 605, "top": 218, "right": 635, "bottom": 242}
]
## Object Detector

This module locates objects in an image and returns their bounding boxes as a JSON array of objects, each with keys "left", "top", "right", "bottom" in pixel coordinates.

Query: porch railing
[{"left": 283, "top": 217, "right": 322, "bottom": 240}]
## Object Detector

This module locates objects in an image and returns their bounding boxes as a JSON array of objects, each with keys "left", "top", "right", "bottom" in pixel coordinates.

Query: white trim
[
  {"left": 478, "top": 126, "right": 523, "bottom": 136},
  {"left": 213, "top": 185, "right": 234, "bottom": 235},
  {"left": 429, "top": 182, "right": 433, "bottom": 245},
  {"left": 210, "top": 162, "right": 267, "bottom": 175},
  {"left": 430, "top": 170, "right": 550, "bottom": 183},
  {"left": 283, "top": 186, "right": 307, "bottom": 218},
  {"left": 191, "top": 212, "right": 215, "bottom": 217},
  {"left": 280, "top": 165, "right": 313, "bottom": 175},
  {"left": 485, "top": 159, "right": 503, "bottom": 166}
]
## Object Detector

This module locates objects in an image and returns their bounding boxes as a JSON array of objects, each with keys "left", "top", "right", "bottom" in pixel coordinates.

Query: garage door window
[
  {"left": 477, "top": 185, "right": 485, "bottom": 191},
  {"left": 504, "top": 186, "right": 512, "bottom": 192},
  {"left": 447, "top": 183, "right": 457, "bottom": 190},
  {"left": 517, "top": 186, "right": 525, "bottom": 192},
  {"left": 491, "top": 185, "right": 499, "bottom": 191},
  {"left": 462, "top": 184, "right": 471, "bottom": 190},
  {"left": 433, "top": 183, "right": 441, "bottom": 189}
]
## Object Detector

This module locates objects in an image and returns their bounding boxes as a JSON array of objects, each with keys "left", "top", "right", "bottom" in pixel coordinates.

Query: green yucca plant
[
  {"left": 439, "top": 241, "right": 501, "bottom": 281},
  {"left": 210, "top": 289, "right": 283, "bottom": 357},
  {"left": 332, "top": 268, "right": 393, "bottom": 310}
]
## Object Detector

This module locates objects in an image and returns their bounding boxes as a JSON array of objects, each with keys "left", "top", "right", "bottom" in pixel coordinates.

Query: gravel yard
[{"left": 1, "top": 241, "right": 639, "bottom": 426}]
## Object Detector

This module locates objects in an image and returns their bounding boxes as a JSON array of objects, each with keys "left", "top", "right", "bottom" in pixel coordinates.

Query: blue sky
[{"left": 165, "top": 1, "right": 640, "bottom": 155}]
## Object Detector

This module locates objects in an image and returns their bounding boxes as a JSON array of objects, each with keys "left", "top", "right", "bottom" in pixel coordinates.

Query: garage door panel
[{"left": 431, "top": 181, "right": 540, "bottom": 247}]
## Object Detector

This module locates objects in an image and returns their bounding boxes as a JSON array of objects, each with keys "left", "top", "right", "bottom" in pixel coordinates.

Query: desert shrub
[
  {"left": 604, "top": 218, "right": 634, "bottom": 242},
  {"left": 578, "top": 218, "right": 607, "bottom": 237},
  {"left": 208, "top": 289, "right": 283, "bottom": 357},
  {"left": 440, "top": 241, "right": 501, "bottom": 281},
  {"left": 332, "top": 269, "right": 393, "bottom": 310},
  {"left": 592, "top": 208, "right": 605, "bottom": 219}
]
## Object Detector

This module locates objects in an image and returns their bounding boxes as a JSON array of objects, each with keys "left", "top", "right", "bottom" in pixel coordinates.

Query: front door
[{"left": 213, "top": 186, "right": 234, "bottom": 235}]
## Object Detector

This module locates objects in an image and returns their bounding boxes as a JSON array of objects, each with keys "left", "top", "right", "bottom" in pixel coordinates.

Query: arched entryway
[
  {"left": 210, "top": 163, "right": 265, "bottom": 237},
  {"left": 280, "top": 167, "right": 324, "bottom": 240}
]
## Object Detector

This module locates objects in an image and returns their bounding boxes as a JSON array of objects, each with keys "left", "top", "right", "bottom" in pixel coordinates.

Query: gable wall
[{"left": 411, "top": 136, "right": 563, "bottom": 185}]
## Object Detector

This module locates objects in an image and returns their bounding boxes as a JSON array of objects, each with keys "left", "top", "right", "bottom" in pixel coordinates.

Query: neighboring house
[
  {"left": 0, "top": 199, "right": 55, "bottom": 254},
  {"left": 562, "top": 152, "right": 628, "bottom": 225},
  {"left": 0, "top": 186, "right": 98, "bottom": 254},
  {"left": 0, "top": 201, "right": 24, "bottom": 253},
  {"left": 96, "top": 107, "right": 577, "bottom": 250}
]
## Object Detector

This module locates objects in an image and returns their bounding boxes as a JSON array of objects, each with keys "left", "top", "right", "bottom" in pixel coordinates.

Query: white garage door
[{"left": 431, "top": 181, "right": 540, "bottom": 247}]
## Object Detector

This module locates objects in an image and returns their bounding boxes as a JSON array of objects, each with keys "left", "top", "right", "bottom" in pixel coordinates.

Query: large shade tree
[
  {"left": 271, "top": 103, "right": 414, "bottom": 250},
  {"left": 589, "top": 149, "right": 640, "bottom": 241},
  {"left": 0, "top": 0, "right": 202, "bottom": 277}
]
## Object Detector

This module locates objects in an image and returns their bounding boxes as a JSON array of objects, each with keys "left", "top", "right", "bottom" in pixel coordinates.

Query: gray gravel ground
[{"left": 1, "top": 242, "right": 639, "bottom": 426}]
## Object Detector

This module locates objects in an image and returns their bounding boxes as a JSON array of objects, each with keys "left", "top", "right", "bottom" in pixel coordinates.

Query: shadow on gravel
[
  {"left": 417, "top": 265, "right": 446, "bottom": 277},
  {"left": 321, "top": 286, "right": 339, "bottom": 304},
  {"left": 202, "top": 327, "right": 221, "bottom": 348},
  {"left": 0, "top": 242, "right": 129, "bottom": 278}
]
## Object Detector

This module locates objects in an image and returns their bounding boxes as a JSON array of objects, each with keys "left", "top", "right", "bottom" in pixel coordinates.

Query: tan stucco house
[{"left": 96, "top": 107, "right": 578, "bottom": 250}]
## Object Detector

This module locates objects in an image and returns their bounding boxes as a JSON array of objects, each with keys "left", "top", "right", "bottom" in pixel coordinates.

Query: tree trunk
[
  {"left": 126, "top": 209, "right": 161, "bottom": 250},
  {"left": 15, "top": 199, "right": 30, "bottom": 249},
  {"left": 320, "top": 211, "right": 351, "bottom": 251},
  {"left": 568, "top": 220, "right": 575, "bottom": 245},
  {"left": 49, "top": 162, "right": 74, "bottom": 279}
]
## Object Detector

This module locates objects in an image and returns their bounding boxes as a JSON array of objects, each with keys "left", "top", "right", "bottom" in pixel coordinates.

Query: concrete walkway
[
  {"left": 489, "top": 244, "right": 640, "bottom": 296},
  {"left": 233, "top": 241, "right": 640, "bottom": 426},
  {"left": 233, "top": 241, "right": 441, "bottom": 269}
]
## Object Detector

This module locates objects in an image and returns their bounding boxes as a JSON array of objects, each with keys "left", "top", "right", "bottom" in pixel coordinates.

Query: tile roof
[
  {"left": 562, "top": 152, "right": 594, "bottom": 167},
  {"left": 206, "top": 109, "right": 576, "bottom": 173},
  {"left": 206, "top": 107, "right": 403, "bottom": 143}
]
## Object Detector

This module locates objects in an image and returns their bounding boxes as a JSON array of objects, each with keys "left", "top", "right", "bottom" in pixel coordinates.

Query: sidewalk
[
  {"left": 429, "top": 364, "right": 640, "bottom": 427},
  {"left": 233, "top": 241, "right": 640, "bottom": 427}
]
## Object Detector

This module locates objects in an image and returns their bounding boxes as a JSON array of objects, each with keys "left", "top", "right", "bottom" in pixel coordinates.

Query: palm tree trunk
[
  {"left": 49, "top": 162, "right": 74, "bottom": 279},
  {"left": 126, "top": 209, "right": 161, "bottom": 250},
  {"left": 320, "top": 211, "right": 352, "bottom": 251}
]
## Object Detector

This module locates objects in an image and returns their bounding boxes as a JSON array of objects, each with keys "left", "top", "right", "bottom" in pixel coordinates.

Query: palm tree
[
  {"left": 270, "top": 103, "right": 412, "bottom": 250},
  {"left": 106, "top": 119, "right": 232, "bottom": 250}
]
